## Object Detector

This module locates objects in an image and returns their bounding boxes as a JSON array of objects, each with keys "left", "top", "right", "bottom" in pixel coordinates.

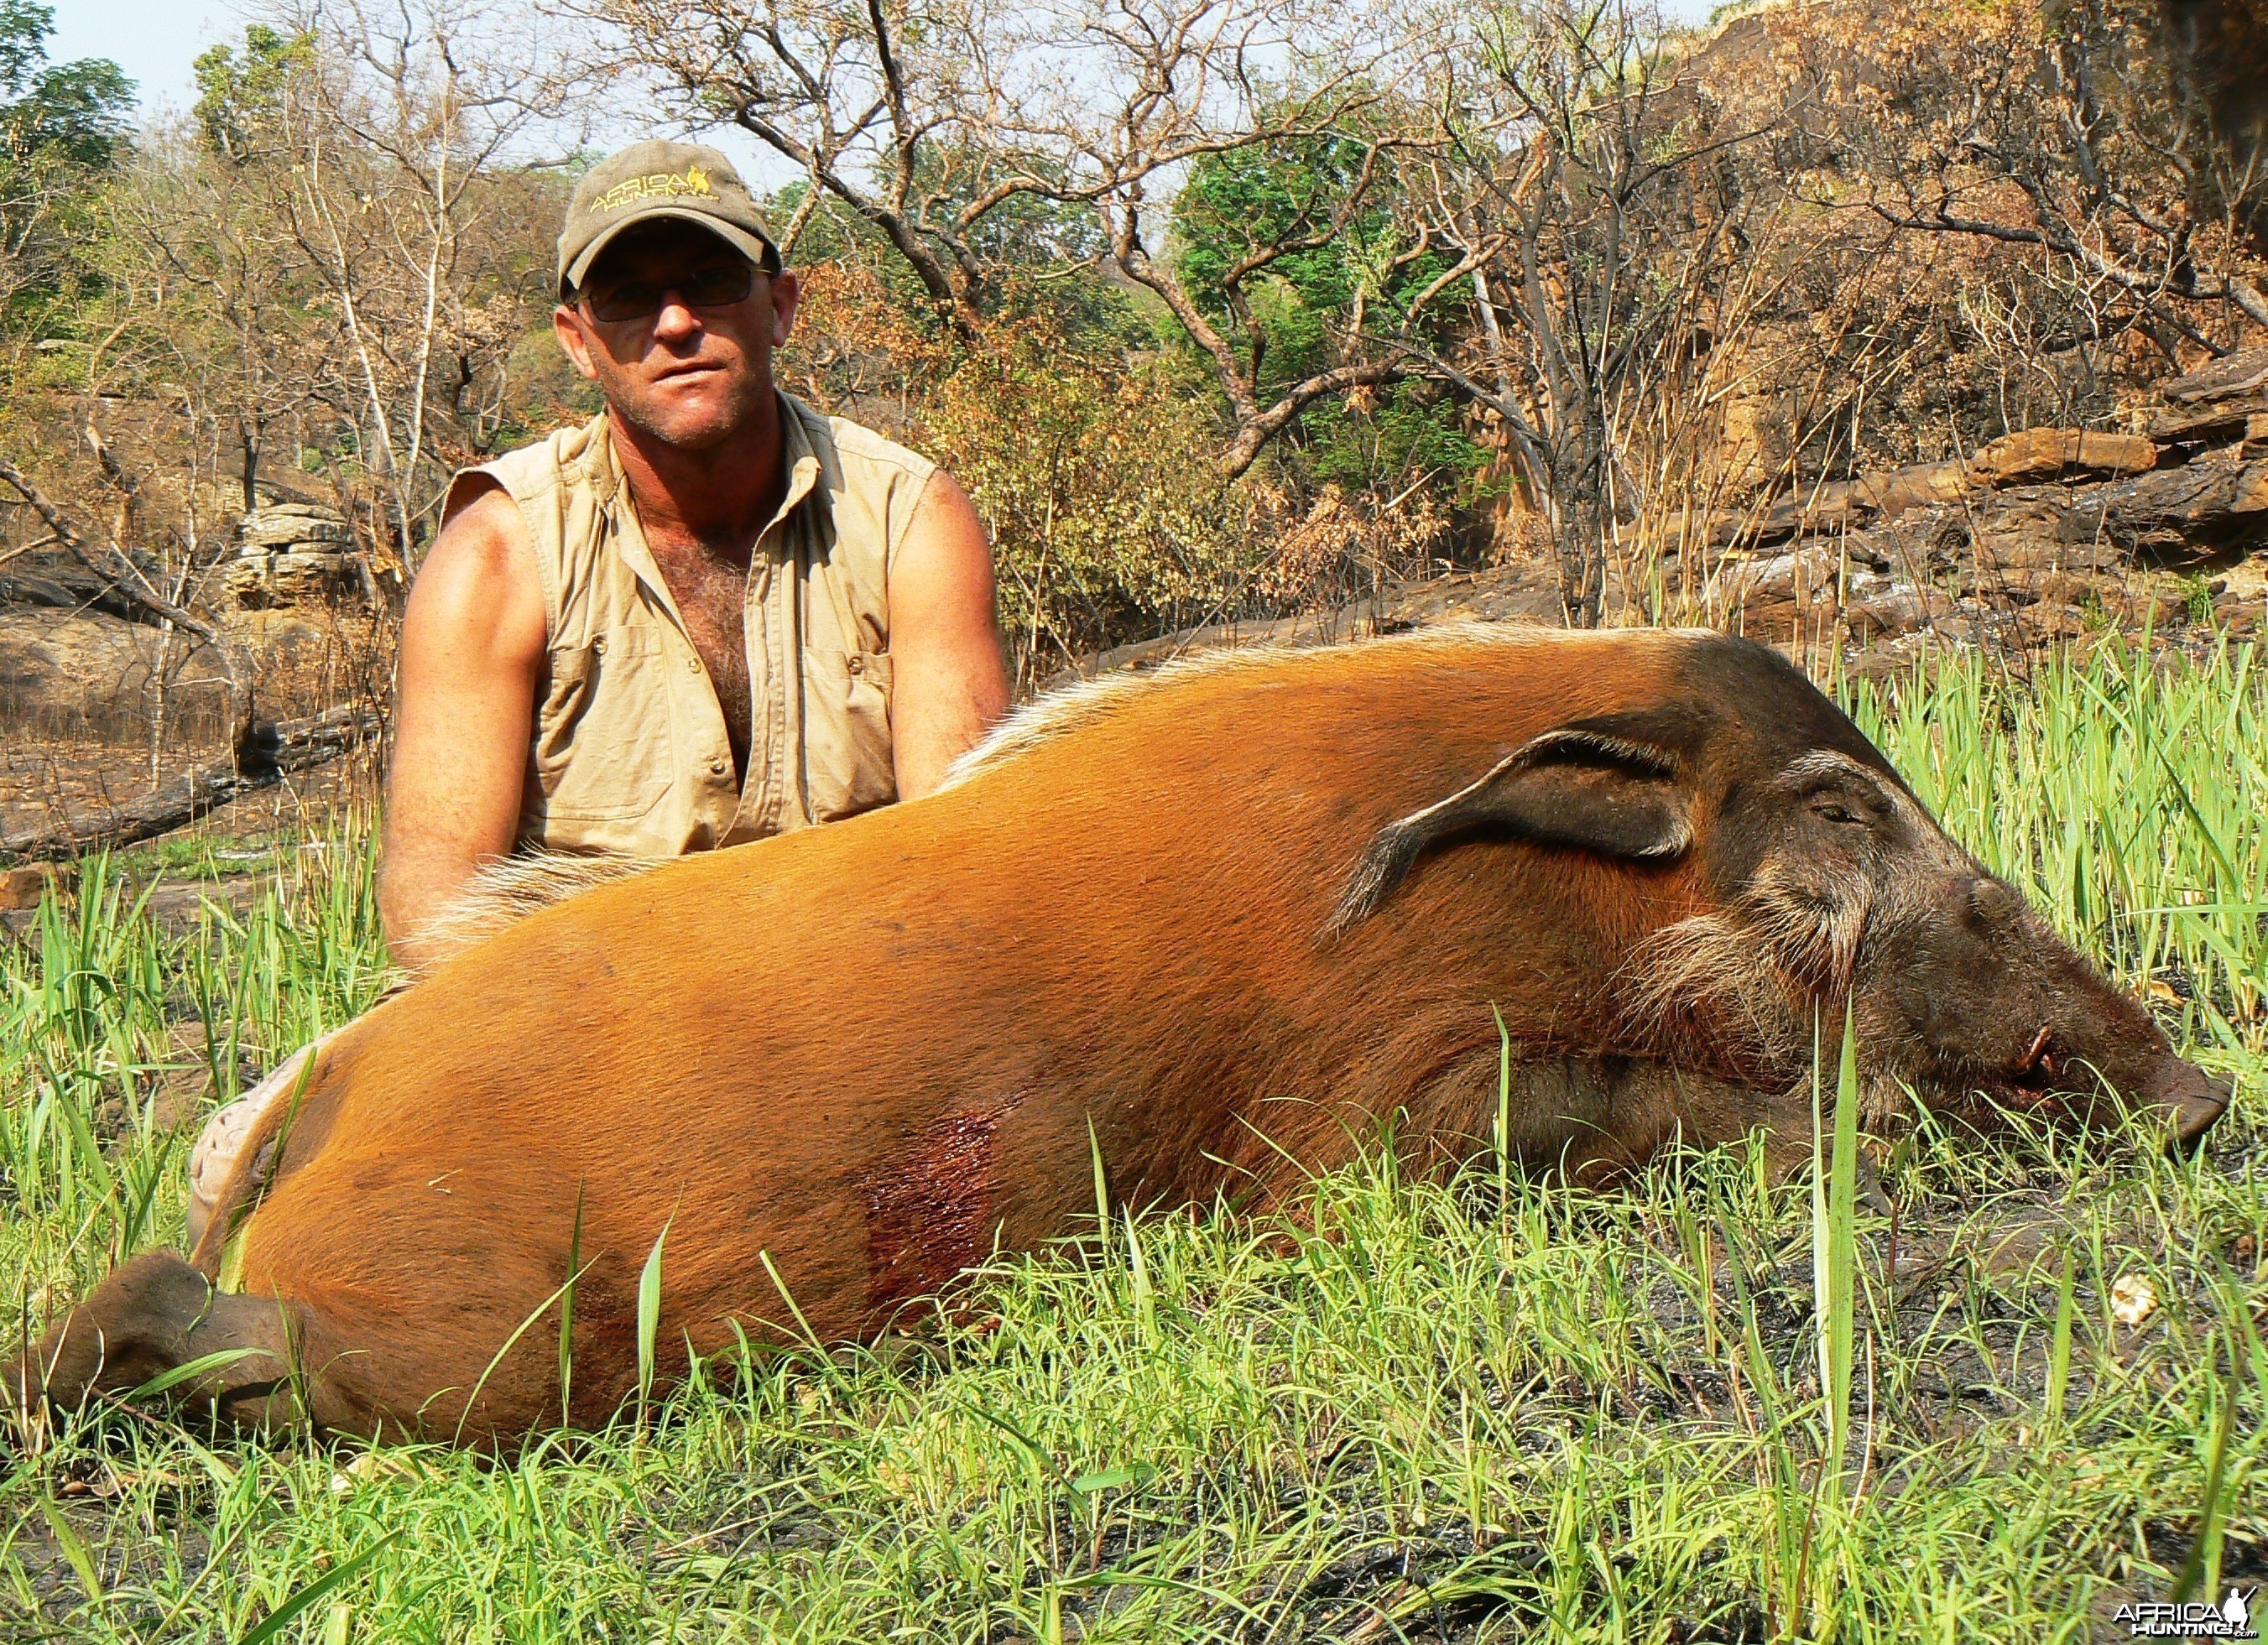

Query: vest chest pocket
[
  {"left": 534, "top": 630, "right": 675, "bottom": 823},
  {"left": 802, "top": 648, "right": 898, "bottom": 822}
]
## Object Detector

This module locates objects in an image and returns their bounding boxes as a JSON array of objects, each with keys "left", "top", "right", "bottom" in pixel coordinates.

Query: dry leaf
[
  {"left": 330, "top": 1450, "right": 428, "bottom": 1496},
  {"left": 2110, "top": 1272, "right": 2159, "bottom": 1327}
]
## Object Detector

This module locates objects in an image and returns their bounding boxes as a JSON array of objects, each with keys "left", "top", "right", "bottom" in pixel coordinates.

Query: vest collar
[
  {"left": 588, "top": 395, "right": 827, "bottom": 613},
  {"left": 774, "top": 394, "right": 826, "bottom": 528},
  {"left": 582, "top": 398, "right": 826, "bottom": 518}
]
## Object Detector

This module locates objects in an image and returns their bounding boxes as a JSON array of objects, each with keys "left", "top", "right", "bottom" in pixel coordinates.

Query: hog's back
[{"left": 235, "top": 630, "right": 1700, "bottom": 1350}]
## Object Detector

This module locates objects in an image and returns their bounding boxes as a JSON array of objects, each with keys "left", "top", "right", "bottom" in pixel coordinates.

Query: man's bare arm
[
  {"left": 378, "top": 483, "right": 548, "bottom": 971},
  {"left": 889, "top": 471, "right": 1011, "bottom": 798}
]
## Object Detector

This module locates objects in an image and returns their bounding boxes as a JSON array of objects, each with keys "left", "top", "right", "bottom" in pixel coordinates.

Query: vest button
[
  {"left": 847, "top": 655, "right": 864, "bottom": 676},
  {"left": 687, "top": 657, "right": 701, "bottom": 674},
  {"left": 708, "top": 758, "right": 728, "bottom": 778}
]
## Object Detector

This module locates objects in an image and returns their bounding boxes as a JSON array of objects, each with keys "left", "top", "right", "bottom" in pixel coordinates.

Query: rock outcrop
[
  {"left": 0, "top": 498, "right": 378, "bottom": 739},
  {"left": 0, "top": 608, "right": 234, "bottom": 737},
  {"left": 220, "top": 504, "right": 364, "bottom": 610},
  {"left": 1687, "top": 348, "right": 2268, "bottom": 674},
  {"left": 1056, "top": 346, "right": 2268, "bottom": 689}
]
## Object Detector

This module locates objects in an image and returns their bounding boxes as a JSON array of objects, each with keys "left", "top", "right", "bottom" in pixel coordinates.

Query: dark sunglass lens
[
  {"left": 681, "top": 265, "right": 754, "bottom": 305},
  {"left": 589, "top": 282, "right": 660, "bottom": 323},
  {"left": 582, "top": 264, "right": 753, "bottom": 322}
]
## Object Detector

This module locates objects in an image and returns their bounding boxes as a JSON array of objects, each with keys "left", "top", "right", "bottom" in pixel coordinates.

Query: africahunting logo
[
  {"left": 587, "top": 166, "right": 715, "bottom": 215},
  {"left": 2115, "top": 1588, "right": 2258, "bottom": 1639}
]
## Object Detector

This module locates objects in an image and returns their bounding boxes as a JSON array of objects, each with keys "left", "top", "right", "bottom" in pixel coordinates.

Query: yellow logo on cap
[{"left": 589, "top": 165, "right": 716, "bottom": 215}]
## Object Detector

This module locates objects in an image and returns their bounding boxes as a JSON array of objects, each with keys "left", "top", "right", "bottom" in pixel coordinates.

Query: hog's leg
[
  {"left": 1545, "top": 1065, "right": 1890, "bottom": 1213},
  {"left": 1505, "top": 1060, "right": 1774, "bottom": 1183},
  {"left": 1666, "top": 1070, "right": 1891, "bottom": 1212},
  {"left": 10, "top": 1252, "right": 359, "bottom": 1435}
]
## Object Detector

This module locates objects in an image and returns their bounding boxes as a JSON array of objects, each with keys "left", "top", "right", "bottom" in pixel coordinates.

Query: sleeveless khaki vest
[{"left": 451, "top": 395, "right": 934, "bottom": 856}]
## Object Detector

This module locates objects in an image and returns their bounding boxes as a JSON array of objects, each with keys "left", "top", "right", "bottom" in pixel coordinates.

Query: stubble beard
[{"left": 601, "top": 349, "right": 774, "bottom": 457}]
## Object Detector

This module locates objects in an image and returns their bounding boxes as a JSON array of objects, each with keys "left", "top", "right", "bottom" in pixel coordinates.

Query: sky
[
  {"left": 50, "top": 0, "right": 237, "bottom": 116},
  {"left": 47, "top": 0, "right": 1721, "bottom": 236},
  {"left": 49, "top": 0, "right": 1723, "bottom": 147},
  {"left": 44, "top": 0, "right": 789, "bottom": 182}
]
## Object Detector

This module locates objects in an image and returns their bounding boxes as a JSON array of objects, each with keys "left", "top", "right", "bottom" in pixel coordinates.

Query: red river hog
[{"left": 12, "top": 626, "right": 2231, "bottom": 1444}]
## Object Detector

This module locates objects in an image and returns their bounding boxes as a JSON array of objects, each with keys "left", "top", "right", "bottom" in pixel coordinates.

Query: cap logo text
[{"left": 587, "top": 165, "right": 715, "bottom": 215}]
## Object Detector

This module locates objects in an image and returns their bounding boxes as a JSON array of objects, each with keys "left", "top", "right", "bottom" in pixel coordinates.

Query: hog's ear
[{"left": 1328, "top": 706, "right": 1704, "bottom": 934}]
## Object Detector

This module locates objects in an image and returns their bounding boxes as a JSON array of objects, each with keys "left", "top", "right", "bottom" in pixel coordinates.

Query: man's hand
[
  {"left": 379, "top": 482, "right": 547, "bottom": 971},
  {"left": 889, "top": 471, "right": 1010, "bottom": 798}
]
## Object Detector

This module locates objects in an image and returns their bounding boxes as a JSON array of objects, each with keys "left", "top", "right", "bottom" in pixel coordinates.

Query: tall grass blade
[
  {"left": 1812, "top": 1003, "right": 1859, "bottom": 1487},
  {"left": 2170, "top": 1347, "right": 2242, "bottom": 1605},
  {"left": 452, "top": 1263, "right": 592, "bottom": 1445},
  {"left": 1123, "top": 1205, "right": 1155, "bottom": 1341},
  {"left": 130, "top": 1348, "right": 269, "bottom": 1403},
  {"left": 1492, "top": 1003, "right": 1513, "bottom": 1221},
  {"left": 1088, "top": 1114, "right": 1110, "bottom": 1258},
  {"left": 2046, "top": 1249, "right": 2078, "bottom": 1424},
  {"left": 560, "top": 1179, "right": 585, "bottom": 1428},
  {"left": 234, "top": 1529, "right": 403, "bottom": 1645},
  {"left": 635, "top": 1216, "right": 671, "bottom": 1430},
  {"left": 39, "top": 1497, "right": 102, "bottom": 1606}
]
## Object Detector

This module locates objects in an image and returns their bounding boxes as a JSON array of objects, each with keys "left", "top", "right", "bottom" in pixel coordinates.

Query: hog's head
[
  {"left": 1334, "top": 633, "right": 2231, "bottom": 1150},
  {"left": 1694, "top": 738, "right": 2231, "bottom": 1149}
]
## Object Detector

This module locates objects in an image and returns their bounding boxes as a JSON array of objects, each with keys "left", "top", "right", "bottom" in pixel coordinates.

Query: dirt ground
[
  {"left": 0, "top": 731, "right": 381, "bottom": 946},
  {"left": 0, "top": 732, "right": 378, "bottom": 851}
]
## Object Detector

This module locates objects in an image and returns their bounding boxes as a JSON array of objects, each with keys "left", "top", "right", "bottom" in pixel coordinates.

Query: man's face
[{"left": 553, "top": 221, "right": 800, "bottom": 453}]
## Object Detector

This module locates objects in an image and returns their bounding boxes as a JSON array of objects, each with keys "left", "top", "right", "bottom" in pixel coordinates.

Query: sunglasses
[{"left": 576, "top": 263, "right": 759, "bottom": 324}]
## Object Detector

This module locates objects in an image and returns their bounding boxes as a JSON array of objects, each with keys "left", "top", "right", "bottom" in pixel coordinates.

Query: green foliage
[
  {"left": 0, "top": 825, "right": 387, "bottom": 1274},
  {"left": 1298, "top": 378, "right": 1497, "bottom": 497},
  {"left": 1173, "top": 133, "right": 1379, "bottom": 378},
  {"left": 919, "top": 320, "right": 1259, "bottom": 678},
  {"left": 191, "top": 25, "right": 313, "bottom": 164},
  {"left": 0, "top": 2, "right": 131, "bottom": 172},
  {"left": 1170, "top": 127, "right": 1474, "bottom": 490},
  {"left": 774, "top": 169, "right": 1113, "bottom": 336},
  {"left": 2184, "top": 574, "right": 2217, "bottom": 629},
  {"left": 0, "top": 0, "right": 129, "bottom": 331},
  {"left": 1843, "top": 639, "right": 2268, "bottom": 1033}
]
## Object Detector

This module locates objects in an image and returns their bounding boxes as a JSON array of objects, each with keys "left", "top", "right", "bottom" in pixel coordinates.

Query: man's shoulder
[
  {"left": 474, "top": 415, "right": 612, "bottom": 497},
  {"left": 428, "top": 478, "right": 540, "bottom": 601}
]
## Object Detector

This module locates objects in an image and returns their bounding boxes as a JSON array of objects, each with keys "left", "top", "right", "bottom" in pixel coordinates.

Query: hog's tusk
[{"left": 2017, "top": 1025, "right": 2053, "bottom": 1075}]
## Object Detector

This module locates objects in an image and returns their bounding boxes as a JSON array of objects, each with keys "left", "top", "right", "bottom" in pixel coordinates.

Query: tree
[
  {"left": 0, "top": 0, "right": 130, "bottom": 322},
  {"left": 1816, "top": 0, "right": 2268, "bottom": 346},
  {"left": 569, "top": 0, "right": 1445, "bottom": 475},
  {"left": 0, "top": 2, "right": 568, "bottom": 652},
  {"left": 246, "top": 0, "right": 569, "bottom": 570},
  {"left": 0, "top": 1, "right": 132, "bottom": 170},
  {"left": 115, "top": 115, "right": 328, "bottom": 517},
  {"left": 191, "top": 23, "right": 312, "bottom": 166},
  {"left": 1169, "top": 123, "right": 1482, "bottom": 489},
  {"left": 1384, "top": 0, "right": 1795, "bottom": 624}
]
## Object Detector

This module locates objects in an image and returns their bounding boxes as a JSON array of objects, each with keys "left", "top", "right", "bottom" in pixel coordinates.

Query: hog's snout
[{"left": 2148, "top": 1058, "right": 2233, "bottom": 1155}]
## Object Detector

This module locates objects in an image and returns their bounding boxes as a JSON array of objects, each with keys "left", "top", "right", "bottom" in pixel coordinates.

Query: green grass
[
  {"left": 109, "top": 834, "right": 287, "bottom": 886},
  {"left": 2, "top": 641, "right": 2263, "bottom": 1642}
]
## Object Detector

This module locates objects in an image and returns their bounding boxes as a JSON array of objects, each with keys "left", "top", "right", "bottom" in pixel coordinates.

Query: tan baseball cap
[{"left": 557, "top": 139, "right": 781, "bottom": 298}]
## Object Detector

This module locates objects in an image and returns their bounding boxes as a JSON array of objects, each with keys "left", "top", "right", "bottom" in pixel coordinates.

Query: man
[
  {"left": 185, "top": 140, "right": 1010, "bottom": 1240},
  {"left": 391, "top": 138, "right": 1009, "bottom": 960}
]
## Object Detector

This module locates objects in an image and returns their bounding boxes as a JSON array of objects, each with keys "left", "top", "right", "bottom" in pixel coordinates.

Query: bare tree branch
[{"left": 0, "top": 457, "right": 236, "bottom": 664}]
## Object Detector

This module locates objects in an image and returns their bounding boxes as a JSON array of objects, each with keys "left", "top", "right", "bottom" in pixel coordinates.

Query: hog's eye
[{"left": 1809, "top": 797, "right": 1865, "bottom": 825}]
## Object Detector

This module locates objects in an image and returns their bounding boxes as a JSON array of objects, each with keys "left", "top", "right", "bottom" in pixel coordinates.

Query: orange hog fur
[{"left": 13, "top": 625, "right": 2228, "bottom": 1444}]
